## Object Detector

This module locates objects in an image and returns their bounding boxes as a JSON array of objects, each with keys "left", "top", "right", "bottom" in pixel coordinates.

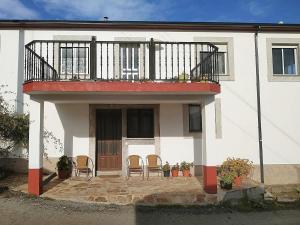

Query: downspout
[{"left": 254, "top": 26, "right": 264, "bottom": 184}]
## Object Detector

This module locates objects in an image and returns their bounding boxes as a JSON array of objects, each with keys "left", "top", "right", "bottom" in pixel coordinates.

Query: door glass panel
[
  {"left": 217, "top": 52, "right": 226, "bottom": 75},
  {"left": 189, "top": 105, "right": 202, "bottom": 132},
  {"left": 283, "top": 48, "right": 296, "bottom": 75},
  {"left": 121, "top": 44, "right": 139, "bottom": 80},
  {"left": 272, "top": 48, "right": 283, "bottom": 74}
]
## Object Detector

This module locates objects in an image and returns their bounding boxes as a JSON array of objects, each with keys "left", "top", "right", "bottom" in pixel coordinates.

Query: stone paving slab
[{"left": 42, "top": 176, "right": 217, "bottom": 205}]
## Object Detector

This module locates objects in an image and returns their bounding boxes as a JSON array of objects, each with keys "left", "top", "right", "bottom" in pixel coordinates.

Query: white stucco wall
[
  {"left": 0, "top": 30, "right": 21, "bottom": 111},
  {"left": 258, "top": 33, "right": 300, "bottom": 165},
  {"left": 210, "top": 33, "right": 260, "bottom": 165},
  {"left": 127, "top": 145, "right": 155, "bottom": 163},
  {"left": 160, "top": 104, "right": 201, "bottom": 165},
  {"left": 1, "top": 27, "right": 300, "bottom": 176},
  {"left": 43, "top": 102, "right": 89, "bottom": 158}
]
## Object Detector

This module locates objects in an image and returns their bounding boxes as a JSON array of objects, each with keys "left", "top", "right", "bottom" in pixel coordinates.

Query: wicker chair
[
  {"left": 73, "top": 155, "right": 94, "bottom": 180},
  {"left": 127, "top": 155, "right": 144, "bottom": 180},
  {"left": 146, "top": 154, "right": 163, "bottom": 179}
]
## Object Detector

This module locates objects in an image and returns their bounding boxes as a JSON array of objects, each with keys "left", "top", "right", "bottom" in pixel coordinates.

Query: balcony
[{"left": 23, "top": 38, "right": 220, "bottom": 94}]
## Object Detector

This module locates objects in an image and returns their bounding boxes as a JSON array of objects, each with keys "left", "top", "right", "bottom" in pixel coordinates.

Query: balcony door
[
  {"left": 121, "top": 44, "right": 139, "bottom": 80},
  {"left": 96, "top": 109, "right": 122, "bottom": 171}
]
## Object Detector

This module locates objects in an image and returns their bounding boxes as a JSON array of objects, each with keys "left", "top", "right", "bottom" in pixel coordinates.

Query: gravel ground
[{"left": 1, "top": 190, "right": 300, "bottom": 225}]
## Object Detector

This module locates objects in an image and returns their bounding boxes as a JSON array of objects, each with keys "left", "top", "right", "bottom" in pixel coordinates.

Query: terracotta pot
[
  {"left": 171, "top": 169, "right": 179, "bottom": 177},
  {"left": 234, "top": 176, "right": 242, "bottom": 187},
  {"left": 58, "top": 169, "right": 71, "bottom": 180},
  {"left": 182, "top": 169, "right": 190, "bottom": 177}
]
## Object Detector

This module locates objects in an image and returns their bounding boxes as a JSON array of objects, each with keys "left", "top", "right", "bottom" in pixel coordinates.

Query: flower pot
[
  {"left": 58, "top": 169, "right": 71, "bottom": 180},
  {"left": 234, "top": 176, "right": 242, "bottom": 187},
  {"left": 171, "top": 169, "right": 179, "bottom": 177},
  {"left": 163, "top": 170, "right": 170, "bottom": 177},
  {"left": 182, "top": 169, "right": 190, "bottom": 177},
  {"left": 220, "top": 180, "right": 232, "bottom": 190}
]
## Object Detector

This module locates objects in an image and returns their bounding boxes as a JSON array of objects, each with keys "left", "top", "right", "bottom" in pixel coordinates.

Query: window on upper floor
[
  {"left": 60, "top": 47, "right": 89, "bottom": 75},
  {"left": 199, "top": 44, "right": 228, "bottom": 76},
  {"left": 272, "top": 46, "right": 298, "bottom": 75},
  {"left": 267, "top": 38, "right": 300, "bottom": 82}
]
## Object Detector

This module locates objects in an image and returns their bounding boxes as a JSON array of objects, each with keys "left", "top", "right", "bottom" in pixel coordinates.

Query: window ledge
[
  {"left": 268, "top": 74, "right": 300, "bottom": 82},
  {"left": 273, "top": 74, "right": 299, "bottom": 77},
  {"left": 125, "top": 138, "right": 155, "bottom": 140},
  {"left": 219, "top": 74, "right": 235, "bottom": 81}
]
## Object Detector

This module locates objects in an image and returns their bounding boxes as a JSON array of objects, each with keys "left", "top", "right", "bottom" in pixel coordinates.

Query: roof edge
[{"left": 1, "top": 20, "right": 300, "bottom": 32}]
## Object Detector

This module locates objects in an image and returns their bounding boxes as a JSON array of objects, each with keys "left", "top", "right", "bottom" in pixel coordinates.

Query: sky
[{"left": 0, "top": 0, "right": 300, "bottom": 24}]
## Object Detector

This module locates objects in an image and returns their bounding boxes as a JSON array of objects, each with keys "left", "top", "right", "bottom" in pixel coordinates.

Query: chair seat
[
  {"left": 129, "top": 167, "right": 143, "bottom": 170},
  {"left": 77, "top": 166, "right": 89, "bottom": 170},
  {"left": 148, "top": 166, "right": 161, "bottom": 170}
]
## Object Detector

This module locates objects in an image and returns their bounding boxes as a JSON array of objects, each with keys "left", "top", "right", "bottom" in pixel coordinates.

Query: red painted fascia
[{"left": 23, "top": 81, "right": 220, "bottom": 94}]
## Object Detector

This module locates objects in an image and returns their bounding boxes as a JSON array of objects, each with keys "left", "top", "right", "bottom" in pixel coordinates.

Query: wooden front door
[{"left": 96, "top": 109, "right": 122, "bottom": 171}]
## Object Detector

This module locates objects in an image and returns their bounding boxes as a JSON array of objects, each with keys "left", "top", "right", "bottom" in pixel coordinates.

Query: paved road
[{"left": 0, "top": 193, "right": 300, "bottom": 225}]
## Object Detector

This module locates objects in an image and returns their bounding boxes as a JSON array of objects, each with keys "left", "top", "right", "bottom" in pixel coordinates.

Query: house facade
[{"left": 1, "top": 20, "right": 300, "bottom": 196}]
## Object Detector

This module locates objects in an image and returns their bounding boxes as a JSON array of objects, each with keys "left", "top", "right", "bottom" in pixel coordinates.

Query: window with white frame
[
  {"left": 199, "top": 44, "right": 228, "bottom": 75},
  {"left": 121, "top": 44, "right": 139, "bottom": 80},
  {"left": 272, "top": 46, "right": 298, "bottom": 75},
  {"left": 60, "top": 47, "right": 89, "bottom": 75}
]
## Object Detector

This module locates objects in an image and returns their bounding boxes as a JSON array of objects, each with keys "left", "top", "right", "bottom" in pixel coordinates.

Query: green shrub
[
  {"left": 179, "top": 161, "right": 194, "bottom": 171},
  {"left": 56, "top": 155, "right": 73, "bottom": 171}
]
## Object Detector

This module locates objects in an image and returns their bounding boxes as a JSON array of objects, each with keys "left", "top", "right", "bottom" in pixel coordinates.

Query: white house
[{"left": 1, "top": 20, "right": 300, "bottom": 196}]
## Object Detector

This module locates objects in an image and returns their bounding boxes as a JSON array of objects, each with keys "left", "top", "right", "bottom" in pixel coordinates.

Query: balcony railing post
[
  {"left": 90, "top": 36, "right": 97, "bottom": 80},
  {"left": 149, "top": 38, "right": 156, "bottom": 80}
]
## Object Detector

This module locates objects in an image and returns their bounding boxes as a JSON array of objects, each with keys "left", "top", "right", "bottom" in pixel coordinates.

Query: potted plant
[
  {"left": 221, "top": 157, "right": 253, "bottom": 187},
  {"left": 56, "top": 155, "right": 73, "bottom": 179},
  {"left": 178, "top": 72, "right": 190, "bottom": 82},
  {"left": 162, "top": 162, "right": 170, "bottom": 177},
  {"left": 171, "top": 163, "right": 179, "bottom": 177},
  {"left": 180, "top": 161, "right": 194, "bottom": 177},
  {"left": 219, "top": 170, "right": 235, "bottom": 190}
]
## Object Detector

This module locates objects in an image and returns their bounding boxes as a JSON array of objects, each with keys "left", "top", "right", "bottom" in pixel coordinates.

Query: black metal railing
[{"left": 24, "top": 38, "right": 219, "bottom": 83}]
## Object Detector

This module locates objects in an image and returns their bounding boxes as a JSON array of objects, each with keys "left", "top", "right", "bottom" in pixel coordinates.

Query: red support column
[
  {"left": 28, "top": 168, "right": 43, "bottom": 196},
  {"left": 203, "top": 166, "right": 217, "bottom": 194}
]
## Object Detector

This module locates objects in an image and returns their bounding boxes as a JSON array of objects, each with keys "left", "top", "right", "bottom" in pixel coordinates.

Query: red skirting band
[
  {"left": 28, "top": 168, "right": 43, "bottom": 196},
  {"left": 203, "top": 165, "right": 217, "bottom": 194}
]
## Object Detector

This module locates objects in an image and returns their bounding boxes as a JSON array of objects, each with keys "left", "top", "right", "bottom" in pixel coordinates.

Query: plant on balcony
[
  {"left": 56, "top": 155, "right": 73, "bottom": 179},
  {"left": 162, "top": 161, "right": 170, "bottom": 177},
  {"left": 171, "top": 163, "right": 179, "bottom": 177},
  {"left": 180, "top": 161, "right": 194, "bottom": 177},
  {"left": 175, "top": 72, "right": 190, "bottom": 82},
  {"left": 69, "top": 76, "right": 80, "bottom": 81},
  {"left": 142, "top": 78, "right": 153, "bottom": 82}
]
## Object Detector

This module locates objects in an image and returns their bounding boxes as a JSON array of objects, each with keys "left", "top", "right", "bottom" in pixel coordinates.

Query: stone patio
[
  {"left": 42, "top": 176, "right": 217, "bottom": 205},
  {"left": 1, "top": 174, "right": 263, "bottom": 205}
]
